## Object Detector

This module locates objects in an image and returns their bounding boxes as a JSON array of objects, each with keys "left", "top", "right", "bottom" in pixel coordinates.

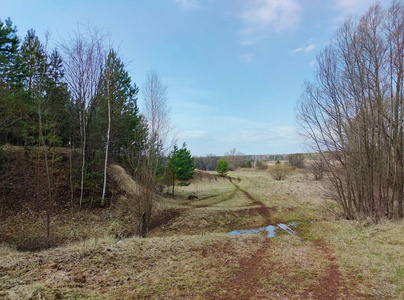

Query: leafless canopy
[
  {"left": 142, "top": 70, "right": 172, "bottom": 149},
  {"left": 61, "top": 25, "right": 106, "bottom": 208},
  {"left": 296, "top": 1, "right": 404, "bottom": 220}
]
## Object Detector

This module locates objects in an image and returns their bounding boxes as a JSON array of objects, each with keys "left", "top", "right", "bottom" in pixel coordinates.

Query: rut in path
[
  {"left": 214, "top": 180, "right": 351, "bottom": 300},
  {"left": 208, "top": 183, "right": 273, "bottom": 299},
  {"left": 213, "top": 239, "right": 271, "bottom": 300},
  {"left": 307, "top": 240, "right": 351, "bottom": 300},
  {"left": 231, "top": 182, "right": 272, "bottom": 222}
]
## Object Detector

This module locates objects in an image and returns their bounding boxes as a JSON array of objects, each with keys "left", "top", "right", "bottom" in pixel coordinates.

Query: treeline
[
  {"left": 194, "top": 149, "right": 287, "bottom": 171},
  {"left": 0, "top": 18, "right": 148, "bottom": 202},
  {"left": 297, "top": 2, "right": 404, "bottom": 220},
  {"left": 0, "top": 19, "right": 194, "bottom": 237}
]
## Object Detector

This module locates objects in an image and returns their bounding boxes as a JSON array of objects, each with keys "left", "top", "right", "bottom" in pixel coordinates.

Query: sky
[{"left": 1, "top": 0, "right": 394, "bottom": 156}]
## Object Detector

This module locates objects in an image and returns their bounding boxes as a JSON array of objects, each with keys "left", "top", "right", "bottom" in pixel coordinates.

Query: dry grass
[
  {"left": 108, "top": 164, "right": 139, "bottom": 197},
  {"left": 1, "top": 167, "right": 403, "bottom": 299},
  {"left": 0, "top": 234, "right": 267, "bottom": 299},
  {"left": 227, "top": 170, "right": 333, "bottom": 222},
  {"left": 255, "top": 235, "right": 330, "bottom": 299},
  {"left": 307, "top": 220, "right": 404, "bottom": 298}
]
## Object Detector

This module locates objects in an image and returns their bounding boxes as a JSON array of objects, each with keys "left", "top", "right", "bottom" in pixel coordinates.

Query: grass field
[{"left": 1, "top": 169, "right": 403, "bottom": 299}]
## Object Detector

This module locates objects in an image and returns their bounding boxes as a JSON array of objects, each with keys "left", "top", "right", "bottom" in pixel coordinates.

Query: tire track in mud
[
  {"left": 212, "top": 239, "right": 271, "bottom": 300},
  {"left": 230, "top": 181, "right": 272, "bottom": 222},
  {"left": 192, "top": 188, "right": 239, "bottom": 208},
  {"left": 208, "top": 181, "right": 274, "bottom": 299},
  {"left": 305, "top": 239, "right": 350, "bottom": 300}
]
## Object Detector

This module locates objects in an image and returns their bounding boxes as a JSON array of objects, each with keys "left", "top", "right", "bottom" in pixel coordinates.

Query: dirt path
[
  {"left": 231, "top": 182, "right": 272, "bottom": 222},
  {"left": 210, "top": 239, "right": 271, "bottom": 300},
  {"left": 305, "top": 239, "right": 350, "bottom": 300},
  {"left": 206, "top": 183, "right": 274, "bottom": 299},
  {"left": 213, "top": 183, "right": 351, "bottom": 300}
]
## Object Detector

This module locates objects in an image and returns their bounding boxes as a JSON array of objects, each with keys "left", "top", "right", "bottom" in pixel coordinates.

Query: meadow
[{"left": 1, "top": 168, "right": 403, "bottom": 299}]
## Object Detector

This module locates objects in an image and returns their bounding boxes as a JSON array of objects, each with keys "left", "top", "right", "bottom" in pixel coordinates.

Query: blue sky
[{"left": 1, "top": 0, "right": 392, "bottom": 156}]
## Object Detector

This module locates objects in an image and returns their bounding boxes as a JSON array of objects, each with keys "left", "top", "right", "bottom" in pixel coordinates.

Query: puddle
[{"left": 228, "top": 222, "right": 296, "bottom": 238}]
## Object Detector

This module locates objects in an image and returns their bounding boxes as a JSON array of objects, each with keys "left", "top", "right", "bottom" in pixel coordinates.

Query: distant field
[{"left": 1, "top": 168, "right": 403, "bottom": 299}]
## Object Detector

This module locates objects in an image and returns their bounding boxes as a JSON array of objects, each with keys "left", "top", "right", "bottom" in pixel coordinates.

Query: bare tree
[
  {"left": 296, "top": 1, "right": 404, "bottom": 220},
  {"left": 224, "top": 148, "right": 246, "bottom": 170},
  {"left": 142, "top": 70, "right": 172, "bottom": 149},
  {"left": 288, "top": 153, "right": 305, "bottom": 169},
  {"left": 62, "top": 25, "right": 106, "bottom": 209}
]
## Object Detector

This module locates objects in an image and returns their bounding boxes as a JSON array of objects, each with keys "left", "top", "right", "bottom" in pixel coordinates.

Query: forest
[{"left": 0, "top": 18, "right": 195, "bottom": 245}]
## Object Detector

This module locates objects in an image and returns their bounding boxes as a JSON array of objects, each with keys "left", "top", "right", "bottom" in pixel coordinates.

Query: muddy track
[
  {"left": 193, "top": 188, "right": 239, "bottom": 208},
  {"left": 210, "top": 239, "right": 271, "bottom": 300},
  {"left": 307, "top": 239, "right": 350, "bottom": 300},
  {"left": 149, "top": 209, "right": 185, "bottom": 231},
  {"left": 207, "top": 183, "right": 274, "bottom": 299},
  {"left": 231, "top": 182, "right": 272, "bottom": 222}
]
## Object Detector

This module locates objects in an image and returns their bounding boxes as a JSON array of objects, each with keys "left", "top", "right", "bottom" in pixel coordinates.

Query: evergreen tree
[
  {"left": 95, "top": 49, "right": 140, "bottom": 153},
  {"left": 216, "top": 158, "right": 228, "bottom": 176},
  {"left": 167, "top": 143, "right": 195, "bottom": 182},
  {"left": 0, "top": 18, "right": 20, "bottom": 85},
  {"left": 97, "top": 49, "right": 142, "bottom": 204},
  {"left": 0, "top": 18, "right": 23, "bottom": 145}
]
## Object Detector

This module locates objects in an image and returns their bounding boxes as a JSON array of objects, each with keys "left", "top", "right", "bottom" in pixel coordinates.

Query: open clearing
[{"left": 1, "top": 170, "right": 404, "bottom": 299}]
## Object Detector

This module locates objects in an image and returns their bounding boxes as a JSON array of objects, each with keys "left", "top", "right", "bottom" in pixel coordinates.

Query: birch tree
[
  {"left": 296, "top": 1, "right": 404, "bottom": 220},
  {"left": 142, "top": 70, "right": 172, "bottom": 149},
  {"left": 62, "top": 26, "right": 105, "bottom": 208},
  {"left": 99, "top": 49, "right": 139, "bottom": 206}
]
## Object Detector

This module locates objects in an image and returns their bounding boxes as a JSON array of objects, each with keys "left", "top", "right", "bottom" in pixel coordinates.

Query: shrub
[
  {"left": 269, "top": 164, "right": 293, "bottom": 181},
  {"left": 288, "top": 153, "right": 305, "bottom": 169},
  {"left": 216, "top": 158, "right": 229, "bottom": 176},
  {"left": 246, "top": 160, "right": 252, "bottom": 168},
  {"left": 308, "top": 156, "right": 326, "bottom": 180},
  {"left": 255, "top": 160, "right": 267, "bottom": 170}
]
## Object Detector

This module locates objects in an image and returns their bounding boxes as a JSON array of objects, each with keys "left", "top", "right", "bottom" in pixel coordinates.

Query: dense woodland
[{"left": 0, "top": 19, "right": 196, "bottom": 241}]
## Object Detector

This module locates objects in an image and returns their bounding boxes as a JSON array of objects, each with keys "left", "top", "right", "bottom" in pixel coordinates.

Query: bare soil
[{"left": 308, "top": 239, "right": 350, "bottom": 299}]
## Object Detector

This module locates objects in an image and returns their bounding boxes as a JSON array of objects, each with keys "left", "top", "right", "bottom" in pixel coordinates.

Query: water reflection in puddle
[{"left": 228, "top": 222, "right": 296, "bottom": 238}]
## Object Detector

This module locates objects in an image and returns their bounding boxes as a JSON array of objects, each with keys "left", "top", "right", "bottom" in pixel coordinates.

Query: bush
[
  {"left": 269, "top": 164, "right": 293, "bottom": 181},
  {"left": 288, "top": 153, "right": 305, "bottom": 169},
  {"left": 194, "top": 155, "right": 219, "bottom": 171},
  {"left": 308, "top": 156, "right": 326, "bottom": 180},
  {"left": 216, "top": 158, "right": 229, "bottom": 176},
  {"left": 246, "top": 160, "right": 252, "bottom": 168},
  {"left": 255, "top": 160, "right": 267, "bottom": 170}
]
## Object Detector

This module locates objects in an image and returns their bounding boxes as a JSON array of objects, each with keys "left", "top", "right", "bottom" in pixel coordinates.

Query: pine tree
[
  {"left": 0, "top": 18, "right": 23, "bottom": 145},
  {"left": 167, "top": 143, "right": 195, "bottom": 194},
  {"left": 97, "top": 49, "right": 141, "bottom": 204},
  {"left": 216, "top": 158, "right": 228, "bottom": 176},
  {"left": 0, "top": 18, "right": 20, "bottom": 85}
]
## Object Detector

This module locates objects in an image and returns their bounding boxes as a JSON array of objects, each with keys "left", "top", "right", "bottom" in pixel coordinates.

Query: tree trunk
[{"left": 101, "top": 74, "right": 111, "bottom": 206}]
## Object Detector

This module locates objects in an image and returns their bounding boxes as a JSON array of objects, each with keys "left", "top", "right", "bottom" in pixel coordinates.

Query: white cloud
[
  {"left": 175, "top": 0, "right": 198, "bottom": 10},
  {"left": 310, "top": 59, "right": 316, "bottom": 67},
  {"left": 222, "top": 126, "right": 295, "bottom": 144},
  {"left": 181, "top": 130, "right": 209, "bottom": 140},
  {"left": 239, "top": 0, "right": 302, "bottom": 44},
  {"left": 292, "top": 44, "right": 316, "bottom": 54},
  {"left": 333, "top": 0, "right": 391, "bottom": 28},
  {"left": 173, "top": 113, "right": 301, "bottom": 155},
  {"left": 335, "top": 0, "right": 369, "bottom": 12}
]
